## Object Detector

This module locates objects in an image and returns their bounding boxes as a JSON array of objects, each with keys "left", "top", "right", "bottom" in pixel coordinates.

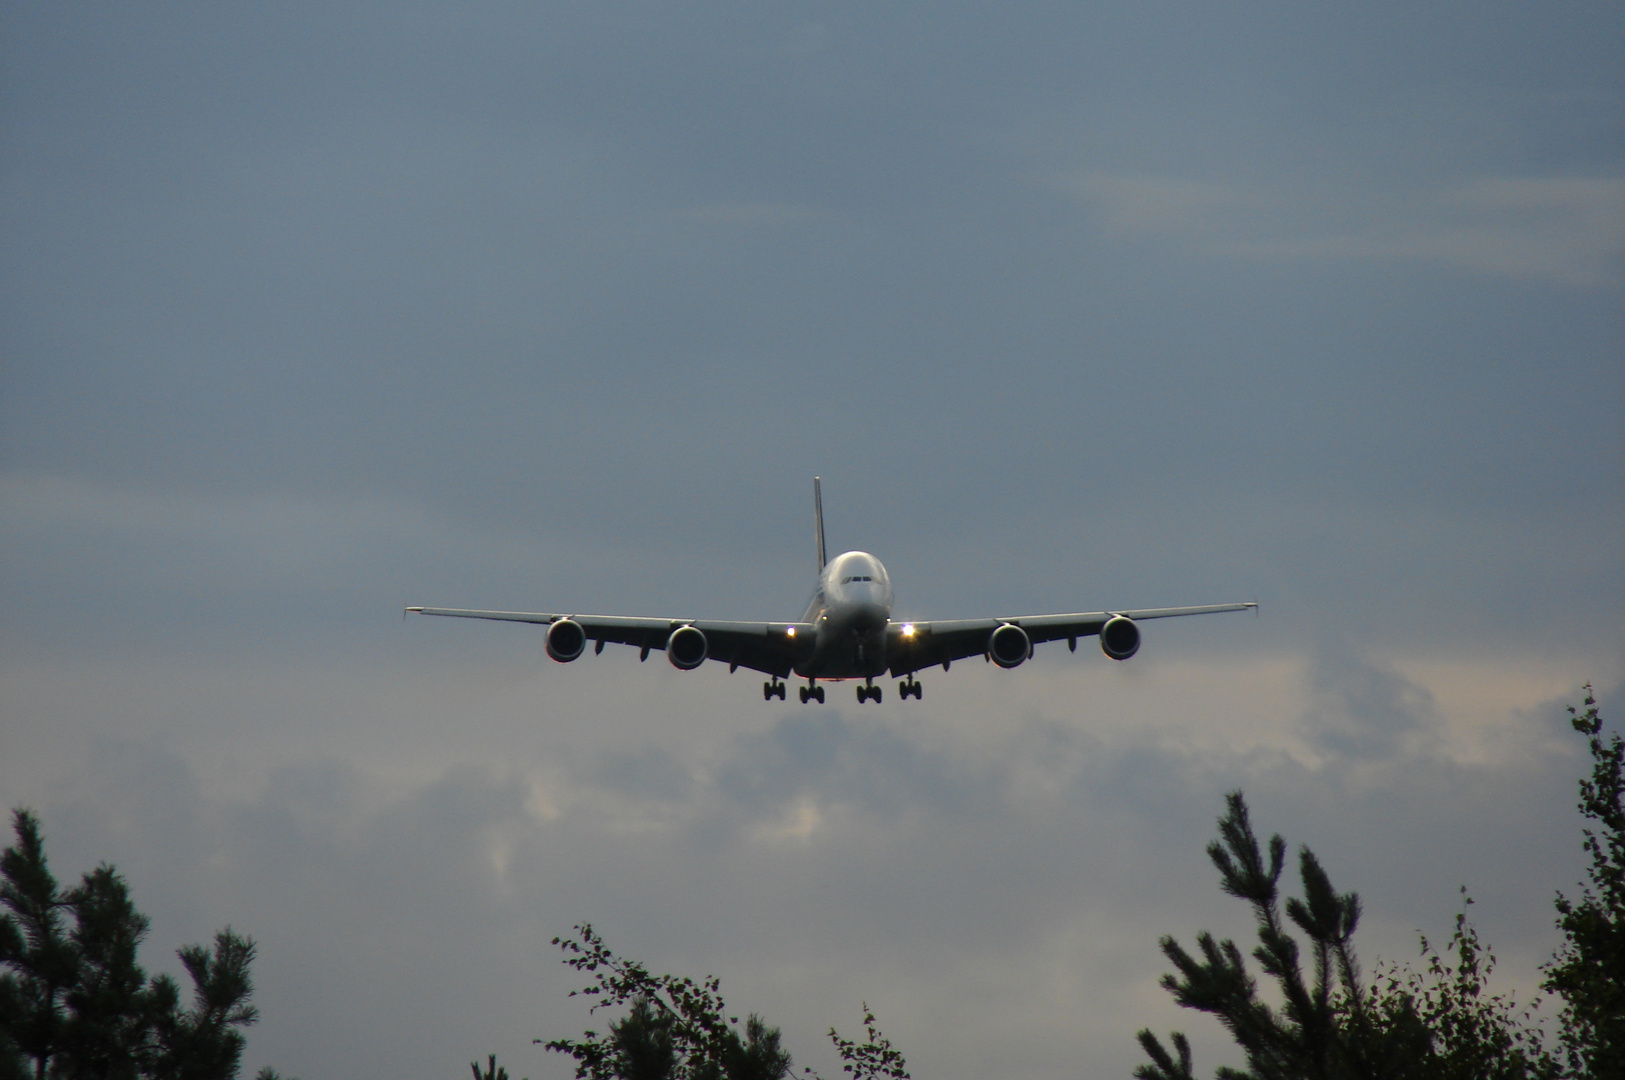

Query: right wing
[
  {"left": 883, "top": 602, "right": 1256, "bottom": 676},
  {"left": 405, "top": 607, "right": 814, "bottom": 678}
]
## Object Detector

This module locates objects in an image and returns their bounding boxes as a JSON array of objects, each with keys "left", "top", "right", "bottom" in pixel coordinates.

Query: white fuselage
[{"left": 797, "top": 550, "right": 894, "bottom": 680}]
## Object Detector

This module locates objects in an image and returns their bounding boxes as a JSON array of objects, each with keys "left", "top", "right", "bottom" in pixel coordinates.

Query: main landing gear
[
  {"left": 798, "top": 683, "right": 826, "bottom": 704},
  {"left": 857, "top": 683, "right": 883, "bottom": 704},
  {"left": 896, "top": 678, "right": 923, "bottom": 700},
  {"left": 763, "top": 679, "right": 787, "bottom": 700}
]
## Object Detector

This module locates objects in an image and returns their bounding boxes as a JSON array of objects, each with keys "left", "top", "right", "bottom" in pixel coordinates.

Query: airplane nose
[{"left": 851, "top": 597, "right": 887, "bottom": 631}]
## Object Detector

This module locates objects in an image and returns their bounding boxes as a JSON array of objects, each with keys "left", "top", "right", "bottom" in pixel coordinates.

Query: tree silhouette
[
  {"left": 541, "top": 924, "right": 899, "bottom": 1080},
  {"left": 0, "top": 808, "right": 275, "bottom": 1080},
  {"left": 541, "top": 924, "right": 792, "bottom": 1080},
  {"left": 1543, "top": 685, "right": 1624, "bottom": 1076},
  {"left": 1137, "top": 791, "right": 1557, "bottom": 1080}
]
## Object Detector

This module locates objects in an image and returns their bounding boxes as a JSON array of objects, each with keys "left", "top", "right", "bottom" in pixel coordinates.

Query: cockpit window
[{"left": 841, "top": 575, "right": 873, "bottom": 583}]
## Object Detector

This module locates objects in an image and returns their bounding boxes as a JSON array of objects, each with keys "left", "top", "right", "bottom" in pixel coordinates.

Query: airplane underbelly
[{"left": 795, "top": 626, "right": 888, "bottom": 680}]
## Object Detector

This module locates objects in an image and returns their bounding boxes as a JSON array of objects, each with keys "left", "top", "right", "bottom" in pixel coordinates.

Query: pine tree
[
  {"left": 0, "top": 808, "right": 275, "bottom": 1080},
  {"left": 146, "top": 929, "right": 260, "bottom": 1080},
  {"left": 0, "top": 809, "right": 78, "bottom": 1080},
  {"left": 1137, "top": 791, "right": 1556, "bottom": 1080},
  {"left": 60, "top": 865, "right": 155, "bottom": 1080}
]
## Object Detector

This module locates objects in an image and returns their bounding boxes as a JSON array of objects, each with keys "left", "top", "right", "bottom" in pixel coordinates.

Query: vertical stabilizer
[{"left": 813, "top": 476, "right": 827, "bottom": 572}]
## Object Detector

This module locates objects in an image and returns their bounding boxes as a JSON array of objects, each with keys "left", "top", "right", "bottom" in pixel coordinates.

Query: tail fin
[{"left": 813, "top": 476, "right": 827, "bottom": 572}]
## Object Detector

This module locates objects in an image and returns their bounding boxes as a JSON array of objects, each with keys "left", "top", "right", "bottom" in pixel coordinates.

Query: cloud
[
  {"left": 1056, "top": 170, "right": 1625, "bottom": 287},
  {"left": 1302, "top": 644, "right": 1438, "bottom": 760},
  {"left": 10, "top": 664, "right": 1602, "bottom": 1079}
]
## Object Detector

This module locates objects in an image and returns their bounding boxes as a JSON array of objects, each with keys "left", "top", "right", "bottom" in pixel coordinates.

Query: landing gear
[
  {"left": 763, "top": 679, "right": 787, "bottom": 701},
  {"left": 857, "top": 683, "right": 883, "bottom": 704},
  {"left": 798, "top": 684, "right": 826, "bottom": 704},
  {"left": 897, "top": 679, "right": 923, "bottom": 700}
]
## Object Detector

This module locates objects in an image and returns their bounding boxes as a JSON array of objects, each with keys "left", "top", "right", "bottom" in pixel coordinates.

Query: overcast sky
[{"left": 2, "top": 4, "right": 1622, "bottom": 1078}]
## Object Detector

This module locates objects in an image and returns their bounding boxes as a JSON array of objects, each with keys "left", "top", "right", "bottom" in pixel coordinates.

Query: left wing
[
  {"left": 405, "top": 607, "right": 814, "bottom": 677},
  {"left": 883, "top": 602, "right": 1256, "bottom": 676}
]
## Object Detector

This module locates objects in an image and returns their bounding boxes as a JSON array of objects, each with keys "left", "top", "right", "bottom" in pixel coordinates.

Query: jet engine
[
  {"left": 988, "top": 623, "right": 1031, "bottom": 669},
  {"left": 546, "top": 618, "right": 587, "bottom": 663},
  {"left": 667, "top": 625, "right": 709, "bottom": 670},
  {"left": 1099, "top": 615, "right": 1140, "bottom": 660}
]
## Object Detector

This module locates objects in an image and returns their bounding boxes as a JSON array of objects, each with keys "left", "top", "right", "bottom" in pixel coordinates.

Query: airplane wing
[
  {"left": 883, "top": 602, "right": 1256, "bottom": 677},
  {"left": 405, "top": 607, "right": 814, "bottom": 678}
]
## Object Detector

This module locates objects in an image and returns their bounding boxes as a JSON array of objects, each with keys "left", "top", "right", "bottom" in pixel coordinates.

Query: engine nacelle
[
  {"left": 546, "top": 619, "right": 587, "bottom": 663},
  {"left": 988, "top": 623, "right": 1031, "bottom": 669},
  {"left": 667, "top": 625, "right": 708, "bottom": 670},
  {"left": 1099, "top": 615, "right": 1140, "bottom": 660}
]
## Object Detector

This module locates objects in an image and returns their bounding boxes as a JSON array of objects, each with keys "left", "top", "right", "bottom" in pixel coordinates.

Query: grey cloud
[
  {"left": 713, "top": 712, "right": 985, "bottom": 821},
  {"left": 1057, "top": 170, "right": 1625, "bottom": 287},
  {"left": 15, "top": 679, "right": 1600, "bottom": 1078},
  {"left": 1302, "top": 645, "right": 1438, "bottom": 760}
]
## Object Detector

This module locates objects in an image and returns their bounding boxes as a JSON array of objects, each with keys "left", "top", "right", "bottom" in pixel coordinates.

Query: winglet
[{"left": 813, "top": 476, "right": 827, "bottom": 572}]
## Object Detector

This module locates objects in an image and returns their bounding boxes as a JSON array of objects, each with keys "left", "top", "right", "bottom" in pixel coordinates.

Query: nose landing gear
[
  {"left": 896, "top": 679, "right": 923, "bottom": 700},
  {"left": 798, "top": 683, "right": 826, "bottom": 704},
  {"left": 857, "top": 683, "right": 884, "bottom": 704},
  {"left": 763, "top": 679, "right": 787, "bottom": 701}
]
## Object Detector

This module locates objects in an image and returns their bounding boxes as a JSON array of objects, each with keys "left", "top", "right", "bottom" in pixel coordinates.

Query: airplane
[{"left": 407, "top": 478, "right": 1255, "bottom": 704}]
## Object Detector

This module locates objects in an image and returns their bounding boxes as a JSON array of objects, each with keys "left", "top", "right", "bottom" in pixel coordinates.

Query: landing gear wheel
[
  {"left": 857, "top": 686, "right": 867, "bottom": 703},
  {"left": 873, "top": 686, "right": 882, "bottom": 703},
  {"left": 914, "top": 681, "right": 923, "bottom": 699},
  {"left": 814, "top": 686, "right": 825, "bottom": 704},
  {"left": 799, "top": 686, "right": 810, "bottom": 704},
  {"left": 764, "top": 682, "right": 774, "bottom": 701}
]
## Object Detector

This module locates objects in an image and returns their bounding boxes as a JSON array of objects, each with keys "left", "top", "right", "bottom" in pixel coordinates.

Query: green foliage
[
  {"left": 817, "top": 1006, "right": 908, "bottom": 1080},
  {"left": 1542, "top": 685, "right": 1625, "bottom": 1077},
  {"left": 1137, "top": 791, "right": 1557, "bottom": 1080},
  {"left": 0, "top": 809, "right": 78, "bottom": 1080},
  {"left": 0, "top": 807, "right": 275, "bottom": 1080},
  {"left": 540, "top": 923, "right": 792, "bottom": 1080},
  {"left": 59, "top": 864, "right": 153, "bottom": 1080},
  {"left": 541, "top": 924, "right": 905, "bottom": 1080},
  {"left": 1363, "top": 890, "right": 1555, "bottom": 1080},
  {"left": 146, "top": 929, "right": 260, "bottom": 1080},
  {"left": 1135, "top": 790, "right": 1378, "bottom": 1080},
  {"left": 470, "top": 1053, "right": 525, "bottom": 1080}
]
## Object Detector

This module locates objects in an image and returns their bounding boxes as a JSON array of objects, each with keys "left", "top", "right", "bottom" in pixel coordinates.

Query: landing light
[
  {"left": 901, "top": 624, "right": 916, "bottom": 638},
  {"left": 785, "top": 627, "right": 796, "bottom": 638}
]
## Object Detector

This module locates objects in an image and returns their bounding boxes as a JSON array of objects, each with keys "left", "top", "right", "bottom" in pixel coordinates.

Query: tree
[
  {"left": 540, "top": 924, "right": 903, "bottom": 1080},
  {"left": 540, "top": 923, "right": 792, "bottom": 1080},
  {"left": 0, "top": 808, "right": 274, "bottom": 1080},
  {"left": 1543, "top": 685, "right": 1624, "bottom": 1077},
  {"left": 145, "top": 929, "right": 260, "bottom": 1080},
  {"left": 1136, "top": 791, "right": 1556, "bottom": 1080},
  {"left": 471, "top": 1053, "right": 525, "bottom": 1080},
  {"left": 59, "top": 865, "right": 154, "bottom": 1080},
  {"left": 819, "top": 1005, "right": 908, "bottom": 1080},
  {"left": 0, "top": 809, "right": 90, "bottom": 1080},
  {"left": 1135, "top": 791, "right": 1382, "bottom": 1080},
  {"left": 1363, "top": 890, "right": 1554, "bottom": 1080}
]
